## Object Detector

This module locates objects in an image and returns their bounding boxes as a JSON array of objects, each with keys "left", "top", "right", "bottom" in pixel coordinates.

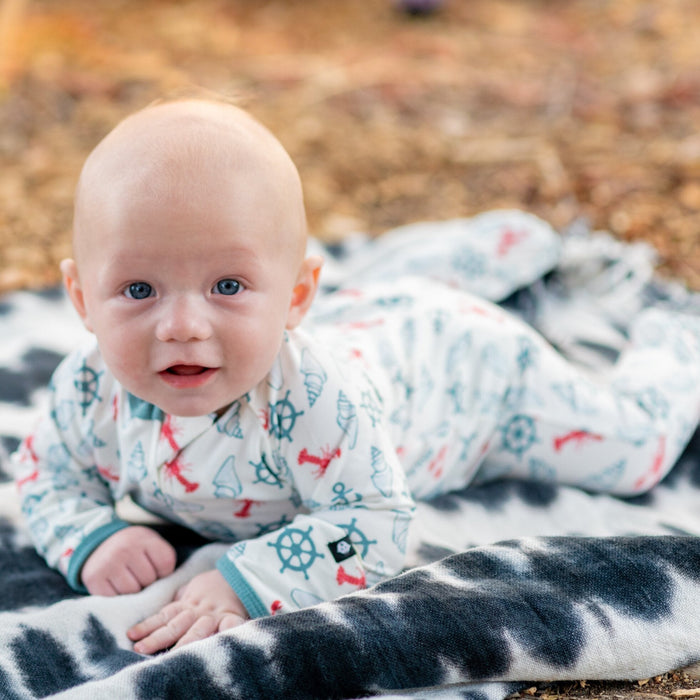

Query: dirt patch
[
  {"left": 516, "top": 670, "right": 700, "bottom": 700},
  {"left": 1, "top": 0, "right": 699, "bottom": 292}
]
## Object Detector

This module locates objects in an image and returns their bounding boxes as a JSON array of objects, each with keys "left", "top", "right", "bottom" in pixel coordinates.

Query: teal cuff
[
  {"left": 216, "top": 553, "right": 268, "bottom": 619},
  {"left": 66, "top": 519, "right": 132, "bottom": 592}
]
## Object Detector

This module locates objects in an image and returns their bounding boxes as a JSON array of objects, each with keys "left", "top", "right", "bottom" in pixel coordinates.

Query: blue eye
[
  {"left": 214, "top": 279, "right": 241, "bottom": 296},
  {"left": 125, "top": 282, "right": 153, "bottom": 300}
]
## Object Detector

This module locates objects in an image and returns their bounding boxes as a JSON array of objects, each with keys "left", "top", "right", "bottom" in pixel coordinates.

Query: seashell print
[{"left": 300, "top": 348, "right": 327, "bottom": 406}]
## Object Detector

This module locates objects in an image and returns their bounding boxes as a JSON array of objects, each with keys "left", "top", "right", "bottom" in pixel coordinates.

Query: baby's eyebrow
[
  {"left": 100, "top": 245, "right": 266, "bottom": 279},
  {"left": 213, "top": 247, "right": 266, "bottom": 272}
]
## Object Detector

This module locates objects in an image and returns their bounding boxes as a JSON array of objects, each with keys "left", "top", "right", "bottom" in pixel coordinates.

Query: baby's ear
[
  {"left": 60, "top": 259, "right": 93, "bottom": 332},
  {"left": 286, "top": 255, "right": 323, "bottom": 330}
]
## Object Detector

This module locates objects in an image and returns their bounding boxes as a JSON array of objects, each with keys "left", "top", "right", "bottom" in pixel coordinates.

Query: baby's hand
[
  {"left": 127, "top": 569, "right": 249, "bottom": 654},
  {"left": 81, "top": 525, "right": 177, "bottom": 596}
]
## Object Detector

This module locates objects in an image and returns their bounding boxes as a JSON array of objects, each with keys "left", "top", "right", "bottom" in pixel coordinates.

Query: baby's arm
[
  {"left": 13, "top": 345, "right": 138, "bottom": 590},
  {"left": 127, "top": 427, "right": 414, "bottom": 653},
  {"left": 127, "top": 569, "right": 248, "bottom": 654},
  {"left": 80, "top": 525, "right": 176, "bottom": 596},
  {"left": 212, "top": 427, "right": 415, "bottom": 622}
]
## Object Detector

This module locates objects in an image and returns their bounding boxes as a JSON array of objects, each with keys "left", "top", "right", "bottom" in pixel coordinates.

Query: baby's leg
[
  {"left": 316, "top": 211, "right": 560, "bottom": 302},
  {"left": 478, "top": 309, "right": 700, "bottom": 495}
]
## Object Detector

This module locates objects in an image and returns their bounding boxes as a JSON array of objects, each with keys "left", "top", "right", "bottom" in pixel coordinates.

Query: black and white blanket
[{"left": 1, "top": 211, "right": 699, "bottom": 699}]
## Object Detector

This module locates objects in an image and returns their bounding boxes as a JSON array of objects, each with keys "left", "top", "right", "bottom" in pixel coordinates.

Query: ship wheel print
[
  {"left": 250, "top": 454, "right": 283, "bottom": 489},
  {"left": 73, "top": 360, "right": 103, "bottom": 416},
  {"left": 268, "top": 390, "right": 305, "bottom": 442},
  {"left": 267, "top": 525, "right": 324, "bottom": 579},
  {"left": 339, "top": 517, "right": 377, "bottom": 559},
  {"left": 500, "top": 414, "right": 537, "bottom": 458}
]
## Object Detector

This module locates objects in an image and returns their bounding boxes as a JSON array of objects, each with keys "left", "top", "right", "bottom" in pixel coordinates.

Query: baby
[{"left": 13, "top": 98, "right": 700, "bottom": 655}]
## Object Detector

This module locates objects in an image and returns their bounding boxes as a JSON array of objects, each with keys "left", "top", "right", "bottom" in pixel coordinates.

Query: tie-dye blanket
[{"left": 1, "top": 210, "right": 699, "bottom": 699}]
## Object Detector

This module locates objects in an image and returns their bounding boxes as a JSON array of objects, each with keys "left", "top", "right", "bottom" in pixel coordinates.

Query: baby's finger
[
  {"left": 132, "top": 608, "right": 197, "bottom": 655},
  {"left": 83, "top": 575, "right": 119, "bottom": 597},
  {"left": 146, "top": 540, "right": 177, "bottom": 578},
  {"left": 125, "top": 553, "right": 159, "bottom": 590},
  {"left": 108, "top": 567, "right": 145, "bottom": 595},
  {"left": 127, "top": 601, "right": 184, "bottom": 641},
  {"left": 172, "top": 615, "right": 219, "bottom": 649},
  {"left": 218, "top": 613, "right": 248, "bottom": 632}
]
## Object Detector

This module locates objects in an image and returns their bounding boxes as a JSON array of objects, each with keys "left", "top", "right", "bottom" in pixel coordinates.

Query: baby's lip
[
  {"left": 165, "top": 364, "right": 210, "bottom": 376},
  {"left": 158, "top": 364, "right": 219, "bottom": 388}
]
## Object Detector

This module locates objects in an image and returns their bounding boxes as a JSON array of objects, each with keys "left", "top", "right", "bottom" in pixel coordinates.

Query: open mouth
[
  {"left": 159, "top": 365, "right": 218, "bottom": 388},
  {"left": 166, "top": 365, "right": 209, "bottom": 376}
]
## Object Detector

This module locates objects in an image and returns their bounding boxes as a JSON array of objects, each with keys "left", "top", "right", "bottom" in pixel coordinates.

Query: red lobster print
[
  {"left": 258, "top": 409, "right": 270, "bottom": 431},
  {"left": 16, "top": 436, "right": 40, "bottom": 491},
  {"left": 297, "top": 446, "right": 342, "bottom": 479},
  {"left": 160, "top": 416, "right": 199, "bottom": 493},
  {"left": 234, "top": 499, "right": 260, "bottom": 518},
  {"left": 270, "top": 600, "right": 283, "bottom": 615},
  {"left": 336, "top": 288, "right": 364, "bottom": 298},
  {"left": 163, "top": 456, "right": 199, "bottom": 493},
  {"left": 342, "top": 319, "right": 385, "bottom": 331},
  {"left": 497, "top": 228, "right": 529, "bottom": 257},
  {"left": 479, "top": 440, "right": 491, "bottom": 458},
  {"left": 456, "top": 302, "right": 503, "bottom": 322},
  {"left": 97, "top": 465, "right": 120, "bottom": 483},
  {"left": 428, "top": 445, "right": 448, "bottom": 480},
  {"left": 553, "top": 430, "right": 604, "bottom": 452},
  {"left": 23, "top": 435, "right": 39, "bottom": 464},
  {"left": 16, "top": 469, "right": 39, "bottom": 491},
  {"left": 160, "top": 415, "right": 181, "bottom": 451},
  {"left": 634, "top": 436, "right": 667, "bottom": 492},
  {"left": 336, "top": 565, "right": 366, "bottom": 588}
]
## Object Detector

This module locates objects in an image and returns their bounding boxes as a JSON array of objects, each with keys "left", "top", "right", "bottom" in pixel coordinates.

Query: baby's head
[{"left": 62, "top": 99, "right": 322, "bottom": 417}]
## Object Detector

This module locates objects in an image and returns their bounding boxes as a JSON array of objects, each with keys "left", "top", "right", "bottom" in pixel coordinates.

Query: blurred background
[{"left": 0, "top": 0, "right": 698, "bottom": 293}]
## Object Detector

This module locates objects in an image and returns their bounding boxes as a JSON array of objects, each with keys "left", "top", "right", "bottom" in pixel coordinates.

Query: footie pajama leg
[{"left": 480, "top": 309, "right": 700, "bottom": 495}]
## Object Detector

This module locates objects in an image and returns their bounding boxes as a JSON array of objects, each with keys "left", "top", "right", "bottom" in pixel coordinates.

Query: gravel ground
[{"left": 0, "top": 0, "right": 698, "bottom": 293}]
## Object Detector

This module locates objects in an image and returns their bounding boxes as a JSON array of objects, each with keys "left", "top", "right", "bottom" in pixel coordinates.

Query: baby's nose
[{"left": 155, "top": 296, "right": 212, "bottom": 342}]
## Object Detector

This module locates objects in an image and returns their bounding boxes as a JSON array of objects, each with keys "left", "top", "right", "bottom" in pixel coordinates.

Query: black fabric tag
[{"left": 328, "top": 535, "right": 356, "bottom": 563}]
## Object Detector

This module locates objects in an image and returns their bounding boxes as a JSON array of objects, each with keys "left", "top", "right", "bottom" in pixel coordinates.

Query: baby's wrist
[{"left": 67, "top": 519, "right": 132, "bottom": 591}]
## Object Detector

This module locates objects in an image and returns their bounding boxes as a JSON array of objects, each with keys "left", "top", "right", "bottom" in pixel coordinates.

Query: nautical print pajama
[
  {"left": 13, "top": 217, "right": 700, "bottom": 618},
  {"left": 309, "top": 280, "right": 700, "bottom": 501}
]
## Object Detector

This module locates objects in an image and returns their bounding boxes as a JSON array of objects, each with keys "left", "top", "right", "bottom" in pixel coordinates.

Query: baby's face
[
  {"left": 72, "top": 169, "right": 313, "bottom": 416},
  {"left": 72, "top": 175, "right": 306, "bottom": 417}
]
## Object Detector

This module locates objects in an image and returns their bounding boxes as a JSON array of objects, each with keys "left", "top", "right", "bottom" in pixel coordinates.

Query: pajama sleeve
[
  {"left": 216, "top": 350, "right": 416, "bottom": 619},
  {"left": 12, "top": 346, "right": 129, "bottom": 591},
  {"left": 216, "top": 432, "right": 415, "bottom": 618}
]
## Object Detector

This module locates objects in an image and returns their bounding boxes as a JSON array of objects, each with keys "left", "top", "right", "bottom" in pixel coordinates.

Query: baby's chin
[
  {"left": 116, "top": 373, "right": 238, "bottom": 418},
  {"left": 160, "top": 401, "right": 234, "bottom": 419},
  {"left": 127, "top": 389, "right": 234, "bottom": 419}
]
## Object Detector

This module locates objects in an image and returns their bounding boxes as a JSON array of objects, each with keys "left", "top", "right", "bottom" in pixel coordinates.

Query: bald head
[{"left": 73, "top": 99, "right": 307, "bottom": 267}]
